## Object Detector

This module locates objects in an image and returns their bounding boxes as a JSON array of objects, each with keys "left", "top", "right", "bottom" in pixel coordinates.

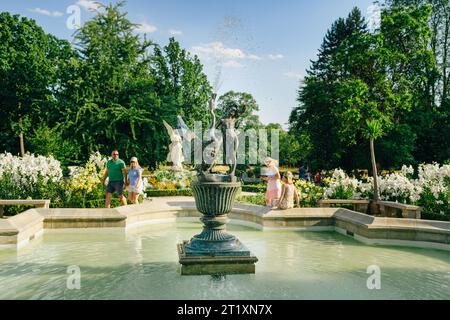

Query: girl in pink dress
[{"left": 263, "top": 158, "right": 282, "bottom": 207}]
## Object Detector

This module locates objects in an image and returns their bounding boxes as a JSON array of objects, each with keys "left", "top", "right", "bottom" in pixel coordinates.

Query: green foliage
[
  {"left": 289, "top": 4, "right": 446, "bottom": 171},
  {"left": 145, "top": 189, "right": 193, "bottom": 197},
  {"left": 0, "top": 176, "right": 66, "bottom": 215},
  {"left": 295, "top": 180, "right": 325, "bottom": 207},
  {"left": 265, "top": 123, "right": 307, "bottom": 167},
  {"left": 0, "top": 4, "right": 212, "bottom": 168},
  {"left": 236, "top": 194, "right": 266, "bottom": 206},
  {"left": 0, "top": 12, "right": 65, "bottom": 155},
  {"left": 418, "top": 178, "right": 450, "bottom": 220},
  {"left": 216, "top": 91, "right": 262, "bottom": 130},
  {"left": 28, "top": 124, "right": 81, "bottom": 168},
  {"left": 241, "top": 184, "right": 267, "bottom": 193}
]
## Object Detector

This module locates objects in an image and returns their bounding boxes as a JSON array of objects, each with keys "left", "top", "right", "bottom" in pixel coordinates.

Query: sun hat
[{"left": 130, "top": 157, "right": 138, "bottom": 163}]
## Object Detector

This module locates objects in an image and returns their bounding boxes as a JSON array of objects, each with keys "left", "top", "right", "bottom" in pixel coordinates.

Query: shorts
[
  {"left": 128, "top": 185, "right": 143, "bottom": 194},
  {"left": 106, "top": 181, "right": 124, "bottom": 195}
]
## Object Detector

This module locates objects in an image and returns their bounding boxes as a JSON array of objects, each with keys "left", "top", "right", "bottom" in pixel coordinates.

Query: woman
[
  {"left": 128, "top": 157, "right": 143, "bottom": 204},
  {"left": 276, "top": 172, "right": 300, "bottom": 210},
  {"left": 263, "top": 157, "right": 282, "bottom": 207}
]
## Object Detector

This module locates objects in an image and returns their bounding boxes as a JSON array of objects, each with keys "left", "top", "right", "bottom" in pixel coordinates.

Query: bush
[
  {"left": 144, "top": 169, "right": 195, "bottom": 191},
  {"left": 236, "top": 194, "right": 266, "bottom": 206},
  {"left": 241, "top": 184, "right": 266, "bottom": 194},
  {"left": 0, "top": 153, "right": 66, "bottom": 215},
  {"left": 28, "top": 124, "right": 81, "bottom": 168},
  {"left": 145, "top": 188, "right": 193, "bottom": 197},
  {"left": 295, "top": 180, "right": 324, "bottom": 207}
]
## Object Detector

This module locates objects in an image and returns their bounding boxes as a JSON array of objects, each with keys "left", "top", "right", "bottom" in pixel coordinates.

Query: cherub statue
[{"left": 163, "top": 120, "right": 184, "bottom": 171}]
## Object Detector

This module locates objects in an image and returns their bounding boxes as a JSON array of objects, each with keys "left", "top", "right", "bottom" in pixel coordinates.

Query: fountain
[{"left": 177, "top": 94, "right": 258, "bottom": 275}]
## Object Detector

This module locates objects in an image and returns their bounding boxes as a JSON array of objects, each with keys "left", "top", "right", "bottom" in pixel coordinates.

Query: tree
[
  {"left": 335, "top": 80, "right": 412, "bottom": 202},
  {"left": 266, "top": 123, "right": 306, "bottom": 167},
  {"left": 216, "top": 91, "right": 262, "bottom": 130},
  {"left": 151, "top": 37, "right": 213, "bottom": 158},
  {"left": 69, "top": 1, "right": 156, "bottom": 161},
  {"left": 289, "top": 4, "right": 439, "bottom": 173},
  {"left": 0, "top": 12, "right": 60, "bottom": 156},
  {"left": 289, "top": 8, "right": 371, "bottom": 170},
  {"left": 383, "top": 0, "right": 450, "bottom": 163},
  {"left": 333, "top": 5, "right": 433, "bottom": 205}
]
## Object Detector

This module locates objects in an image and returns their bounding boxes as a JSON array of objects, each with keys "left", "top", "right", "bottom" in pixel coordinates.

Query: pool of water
[{"left": 0, "top": 221, "right": 449, "bottom": 300}]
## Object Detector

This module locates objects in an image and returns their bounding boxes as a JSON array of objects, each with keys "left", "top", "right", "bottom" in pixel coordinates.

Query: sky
[{"left": 0, "top": 0, "right": 379, "bottom": 128}]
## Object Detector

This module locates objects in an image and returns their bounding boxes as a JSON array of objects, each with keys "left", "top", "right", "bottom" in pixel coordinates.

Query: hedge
[
  {"left": 241, "top": 184, "right": 266, "bottom": 194},
  {"left": 145, "top": 188, "right": 193, "bottom": 197}
]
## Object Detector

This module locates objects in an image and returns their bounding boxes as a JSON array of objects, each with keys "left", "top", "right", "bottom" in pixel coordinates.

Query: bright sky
[{"left": 1, "top": 0, "right": 377, "bottom": 128}]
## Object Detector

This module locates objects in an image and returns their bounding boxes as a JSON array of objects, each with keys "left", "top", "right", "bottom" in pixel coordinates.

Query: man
[{"left": 103, "top": 150, "right": 127, "bottom": 208}]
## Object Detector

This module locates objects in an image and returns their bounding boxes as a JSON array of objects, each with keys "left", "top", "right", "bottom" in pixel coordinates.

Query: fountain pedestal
[{"left": 178, "top": 180, "right": 258, "bottom": 275}]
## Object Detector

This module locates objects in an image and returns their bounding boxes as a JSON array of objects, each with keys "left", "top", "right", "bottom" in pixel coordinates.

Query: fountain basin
[{"left": 0, "top": 220, "right": 449, "bottom": 300}]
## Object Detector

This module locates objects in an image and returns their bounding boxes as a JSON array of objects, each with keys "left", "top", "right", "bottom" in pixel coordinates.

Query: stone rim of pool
[{"left": 0, "top": 196, "right": 449, "bottom": 252}]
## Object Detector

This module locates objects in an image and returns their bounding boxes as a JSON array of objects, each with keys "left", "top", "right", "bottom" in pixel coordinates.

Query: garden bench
[
  {"left": 377, "top": 201, "right": 422, "bottom": 219},
  {"left": 318, "top": 199, "right": 370, "bottom": 213},
  {"left": 0, "top": 200, "right": 50, "bottom": 218}
]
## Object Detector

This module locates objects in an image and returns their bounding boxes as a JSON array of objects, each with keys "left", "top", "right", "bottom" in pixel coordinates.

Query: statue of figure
[
  {"left": 202, "top": 93, "right": 221, "bottom": 174},
  {"left": 172, "top": 93, "right": 247, "bottom": 182},
  {"left": 221, "top": 116, "right": 239, "bottom": 177},
  {"left": 163, "top": 120, "right": 184, "bottom": 171},
  {"left": 221, "top": 101, "right": 247, "bottom": 177}
]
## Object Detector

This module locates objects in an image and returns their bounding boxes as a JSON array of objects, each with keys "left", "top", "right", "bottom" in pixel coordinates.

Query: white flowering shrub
[
  {"left": 416, "top": 163, "right": 450, "bottom": 220},
  {"left": 0, "top": 152, "right": 123, "bottom": 214},
  {"left": 378, "top": 173, "right": 422, "bottom": 204},
  {"left": 88, "top": 151, "right": 108, "bottom": 171},
  {"left": 0, "top": 153, "right": 66, "bottom": 214},
  {"left": 323, "top": 164, "right": 450, "bottom": 220},
  {"left": 324, "top": 169, "right": 360, "bottom": 199},
  {"left": 0, "top": 152, "right": 62, "bottom": 187}
]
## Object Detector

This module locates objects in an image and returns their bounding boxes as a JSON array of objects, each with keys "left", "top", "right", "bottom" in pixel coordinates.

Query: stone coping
[{"left": 0, "top": 197, "right": 449, "bottom": 251}]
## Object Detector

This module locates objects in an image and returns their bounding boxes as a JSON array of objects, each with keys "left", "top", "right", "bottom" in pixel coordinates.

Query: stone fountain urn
[{"left": 176, "top": 96, "right": 258, "bottom": 275}]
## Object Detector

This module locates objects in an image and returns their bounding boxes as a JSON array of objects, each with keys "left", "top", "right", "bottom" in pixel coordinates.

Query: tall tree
[
  {"left": 0, "top": 13, "right": 60, "bottom": 156},
  {"left": 216, "top": 91, "right": 262, "bottom": 130},
  {"left": 289, "top": 8, "right": 370, "bottom": 170},
  {"left": 70, "top": 2, "right": 156, "bottom": 161},
  {"left": 333, "top": 4, "right": 433, "bottom": 204},
  {"left": 383, "top": 0, "right": 450, "bottom": 162}
]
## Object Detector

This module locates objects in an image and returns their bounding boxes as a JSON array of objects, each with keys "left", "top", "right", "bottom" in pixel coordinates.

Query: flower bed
[
  {"left": 1, "top": 153, "right": 448, "bottom": 220},
  {"left": 0, "top": 153, "right": 66, "bottom": 215},
  {"left": 322, "top": 165, "right": 450, "bottom": 220},
  {"left": 0, "top": 152, "right": 139, "bottom": 215},
  {"left": 144, "top": 169, "right": 195, "bottom": 190}
]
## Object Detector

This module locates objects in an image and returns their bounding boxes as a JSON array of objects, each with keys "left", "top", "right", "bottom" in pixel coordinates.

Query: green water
[{"left": 0, "top": 222, "right": 449, "bottom": 300}]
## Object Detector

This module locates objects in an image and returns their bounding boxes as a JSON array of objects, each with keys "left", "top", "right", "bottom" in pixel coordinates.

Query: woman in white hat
[
  {"left": 263, "top": 157, "right": 282, "bottom": 207},
  {"left": 128, "top": 157, "right": 143, "bottom": 204}
]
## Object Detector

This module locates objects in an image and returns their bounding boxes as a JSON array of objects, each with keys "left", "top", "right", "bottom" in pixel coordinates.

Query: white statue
[{"left": 163, "top": 120, "right": 184, "bottom": 171}]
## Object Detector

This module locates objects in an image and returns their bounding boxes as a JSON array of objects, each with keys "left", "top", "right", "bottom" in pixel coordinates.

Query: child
[
  {"left": 276, "top": 172, "right": 300, "bottom": 210},
  {"left": 128, "top": 157, "right": 143, "bottom": 204}
]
